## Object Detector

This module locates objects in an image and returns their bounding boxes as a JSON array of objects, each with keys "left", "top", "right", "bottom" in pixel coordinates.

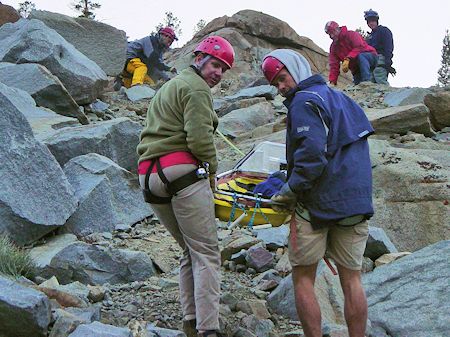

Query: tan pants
[{"left": 139, "top": 164, "right": 220, "bottom": 331}]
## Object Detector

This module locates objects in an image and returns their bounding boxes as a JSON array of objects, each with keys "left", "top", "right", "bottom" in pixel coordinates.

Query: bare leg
[
  {"left": 336, "top": 264, "right": 368, "bottom": 337},
  {"left": 292, "top": 264, "right": 322, "bottom": 337}
]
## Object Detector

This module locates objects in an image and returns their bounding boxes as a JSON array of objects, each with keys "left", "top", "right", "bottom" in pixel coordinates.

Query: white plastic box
[{"left": 236, "top": 141, "right": 286, "bottom": 174}]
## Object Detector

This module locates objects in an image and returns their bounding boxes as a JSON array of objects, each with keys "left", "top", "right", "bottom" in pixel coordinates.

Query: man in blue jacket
[
  {"left": 262, "top": 49, "right": 374, "bottom": 337},
  {"left": 364, "top": 9, "right": 395, "bottom": 84}
]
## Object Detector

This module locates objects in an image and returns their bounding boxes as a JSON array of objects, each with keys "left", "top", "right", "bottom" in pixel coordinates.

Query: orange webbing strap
[{"left": 289, "top": 211, "right": 338, "bottom": 276}]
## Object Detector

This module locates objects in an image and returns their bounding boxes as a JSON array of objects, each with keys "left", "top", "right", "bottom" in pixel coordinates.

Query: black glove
[
  {"left": 382, "top": 64, "right": 396, "bottom": 76},
  {"left": 388, "top": 66, "right": 396, "bottom": 76},
  {"left": 270, "top": 183, "right": 297, "bottom": 212}
]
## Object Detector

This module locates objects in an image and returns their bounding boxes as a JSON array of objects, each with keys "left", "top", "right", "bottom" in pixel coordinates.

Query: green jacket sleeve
[{"left": 182, "top": 90, "right": 218, "bottom": 173}]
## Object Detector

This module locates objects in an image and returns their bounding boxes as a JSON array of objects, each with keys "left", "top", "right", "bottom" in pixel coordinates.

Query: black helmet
[{"left": 364, "top": 9, "right": 379, "bottom": 21}]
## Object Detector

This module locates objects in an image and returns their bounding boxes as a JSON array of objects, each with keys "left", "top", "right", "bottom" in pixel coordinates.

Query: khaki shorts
[{"left": 288, "top": 214, "right": 369, "bottom": 270}]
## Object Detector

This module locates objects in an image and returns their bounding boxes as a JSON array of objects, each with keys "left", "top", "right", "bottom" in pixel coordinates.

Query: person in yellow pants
[
  {"left": 118, "top": 26, "right": 178, "bottom": 89},
  {"left": 122, "top": 58, "right": 156, "bottom": 88}
]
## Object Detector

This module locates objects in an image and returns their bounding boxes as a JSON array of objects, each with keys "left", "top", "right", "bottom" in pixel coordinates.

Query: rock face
[
  {"left": 424, "top": 90, "right": 450, "bottom": 131},
  {"left": 30, "top": 10, "right": 127, "bottom": 76},
  {"left": 218, "top": 101, "right": 276, "bottom": 138},
  {"left": 369, "top": 139, "right": 450, "bottom": 252},
  {"left": 0, "top": 3, "right": 20, "bottom": 26},
  {"left": 63, "top": 154, "right": 153, "bottom": 236},
  {"left": 0, "top": 275, "right": 52, "bottom": 337},
  {"left": 0, "top": 83, "right": 78, "bottom": 246},
  {"left": 364, "top": 240, "right": 450, "bottom": 337},
  {"left": 0, "top": 62, "right": 85, "bottom": 123},
  {"left": 42, "top": 117, "right": 142, "bottom": 172},
  {"left": 167, "top": 9, "right": 352, "bottom": 95},
  {"left": 0, "top": 19, "right": 108, "bottom": 104}
]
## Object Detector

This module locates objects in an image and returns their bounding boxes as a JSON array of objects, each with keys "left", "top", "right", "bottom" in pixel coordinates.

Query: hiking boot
[
  {"left": 113, "top": 75, "right": 123, "bottom": 91},
  {"left": 182, "top": 319, "right": 197, "bottom": 337}
]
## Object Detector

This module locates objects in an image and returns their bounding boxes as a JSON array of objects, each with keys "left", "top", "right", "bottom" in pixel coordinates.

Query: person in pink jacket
[{"left": 325, "top": 21, "right": 377, "bottom": 85}]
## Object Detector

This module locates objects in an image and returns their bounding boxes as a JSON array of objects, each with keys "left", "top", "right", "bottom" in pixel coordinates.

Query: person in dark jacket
[
  {"left": 262, "top": 49, "right": 374, "bottom": 337},
  {"left": 364, "top": 9, "right": 395, "bottom": 84},
  {"left": 120, "top": 26, "right": 178, "bottom": 88},
  {"left": 325, "top": 21, "right": 377, "bottom": 85}
]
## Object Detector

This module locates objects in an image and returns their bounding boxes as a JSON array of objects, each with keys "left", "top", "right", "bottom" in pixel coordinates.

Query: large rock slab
[
  {"left": 267, "top": 260, "right": 345, "bottom": 324},
  {"left": 63, "top": 154, "right": 153, "bottom": 236},
  {"left": 369, "top": 139, "right": 450, "bottom": 252},
  {"left": 366, "top": 104, "right": 434, "bottom": 137},
  {"left": 0, "top": 275, "right": 51, "bottom": 337},
  {"left": 424, "top": 91, "right": 450, "bottom": 131},
  {"left": 218, "top": 101, "right": 275, "bottom": 138},
  {"left": 30, "top": 10, "right": 127, "bottom": 76},
  {"left": 215, "top": 97, "right": 266, "bottom": 117},
  {"left": 36, "top": 241, "right": 156, "bottom": 285},
  {"left": 30, "top": 234, "right": 79, "bottom": 270},
  {"left": 0, "top": 62, "right": 85, "bottom": 123},
  {"left": 0, "top": 83, "right": 78, "bottom": 246},
  {"left": 122, "top": 85, "right": 156, "bottom": 102},
  {"left": 383, "top": 87, "right": 432, "bottom": 107},
  {"left": 68, "top": 321, "right": 132, "bottom": 337},
  {"left": 363, "top": 240, "right": 450, "bottom": 337},
  {"left": 42, "top": 117, "right": 142, "bottom": 172},
  {"left": 0, "top": 83, "right": 79, "bottom": 140},
  {"left": 0, "top": 19, "right": 107, "bottom": 104}
]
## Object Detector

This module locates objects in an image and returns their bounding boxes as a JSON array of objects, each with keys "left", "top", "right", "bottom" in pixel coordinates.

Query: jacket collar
[{"left": 283, "top": 74, "right": 326, "bottom": 107}]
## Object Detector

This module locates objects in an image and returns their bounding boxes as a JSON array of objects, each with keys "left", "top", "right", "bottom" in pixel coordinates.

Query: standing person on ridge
[
  {"left": 364, "top": 9, "right": 395, "bottom": 85},
  {"left": 136, "top": 36, "right": 235, "bottom": 337},
  {"left": 261, "top": 49, "right": 374, "bottom": 337},
  {"left": 325, "top": 20, "right": 377, "bottom": 85},
  {"left": 117, "top": 26, "right": 178, "bottom": 89}
]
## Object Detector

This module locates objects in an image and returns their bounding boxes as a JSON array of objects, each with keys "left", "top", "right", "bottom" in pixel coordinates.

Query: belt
[{"left": 295, "top": 203, "right": 365, "bottom": 226}]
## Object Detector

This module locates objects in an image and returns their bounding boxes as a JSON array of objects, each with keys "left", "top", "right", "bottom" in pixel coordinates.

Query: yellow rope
[{"left": 216, "top": 130, "right": 245, "bottom": 156}]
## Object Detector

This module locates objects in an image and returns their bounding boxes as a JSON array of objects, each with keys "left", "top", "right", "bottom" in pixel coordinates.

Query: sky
[{"left": 3, "top": 0, "right": 450, "bottom": 88}]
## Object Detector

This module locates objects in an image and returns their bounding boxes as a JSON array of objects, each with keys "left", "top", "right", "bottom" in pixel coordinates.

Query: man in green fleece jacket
[{"left": 136, "top": 36, "right": 235, "bottom": 337}]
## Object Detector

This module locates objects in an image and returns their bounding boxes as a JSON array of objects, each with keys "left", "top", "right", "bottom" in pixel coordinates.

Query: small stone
[
  {"left": 236, "top": 264, "right": 247, "bottom": 273},
  {"left": 246, "top": 268, "right": 257, "bottom": 275}
]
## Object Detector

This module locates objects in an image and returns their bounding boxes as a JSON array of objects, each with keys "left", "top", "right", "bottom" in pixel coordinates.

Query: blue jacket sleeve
[
  {"left": 381, "top": 27, "right": 394, "bottom": 67},
  {"left": 287, "top": 99, "right": 328, "bottom": 195}
]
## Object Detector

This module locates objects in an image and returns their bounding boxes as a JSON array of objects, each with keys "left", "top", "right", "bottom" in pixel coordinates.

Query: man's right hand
[{"left": 271, "top": 183, "right": 297, "bottom": 212}]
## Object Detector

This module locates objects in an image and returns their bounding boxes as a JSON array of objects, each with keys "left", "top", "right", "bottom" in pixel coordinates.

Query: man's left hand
[
  {"left": 341, "top": 58, "right": 350, "bottom": 73},
  {"left": 271, "top": 183, "right": 297, "bottom": 212}
]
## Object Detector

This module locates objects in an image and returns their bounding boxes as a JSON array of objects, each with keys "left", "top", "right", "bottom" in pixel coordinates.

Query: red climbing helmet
[
  {"left": 159, "top": 26, "right": 178, "bottom": 41},
  {"left": 261, "top": 56, "right": 285, "bottom": 84},
  {"left": 194, "top": 36, "right": 235, "bottom": 69},
  {"left": 324, "top": 21, "right": 339, "bottom": 34}
]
